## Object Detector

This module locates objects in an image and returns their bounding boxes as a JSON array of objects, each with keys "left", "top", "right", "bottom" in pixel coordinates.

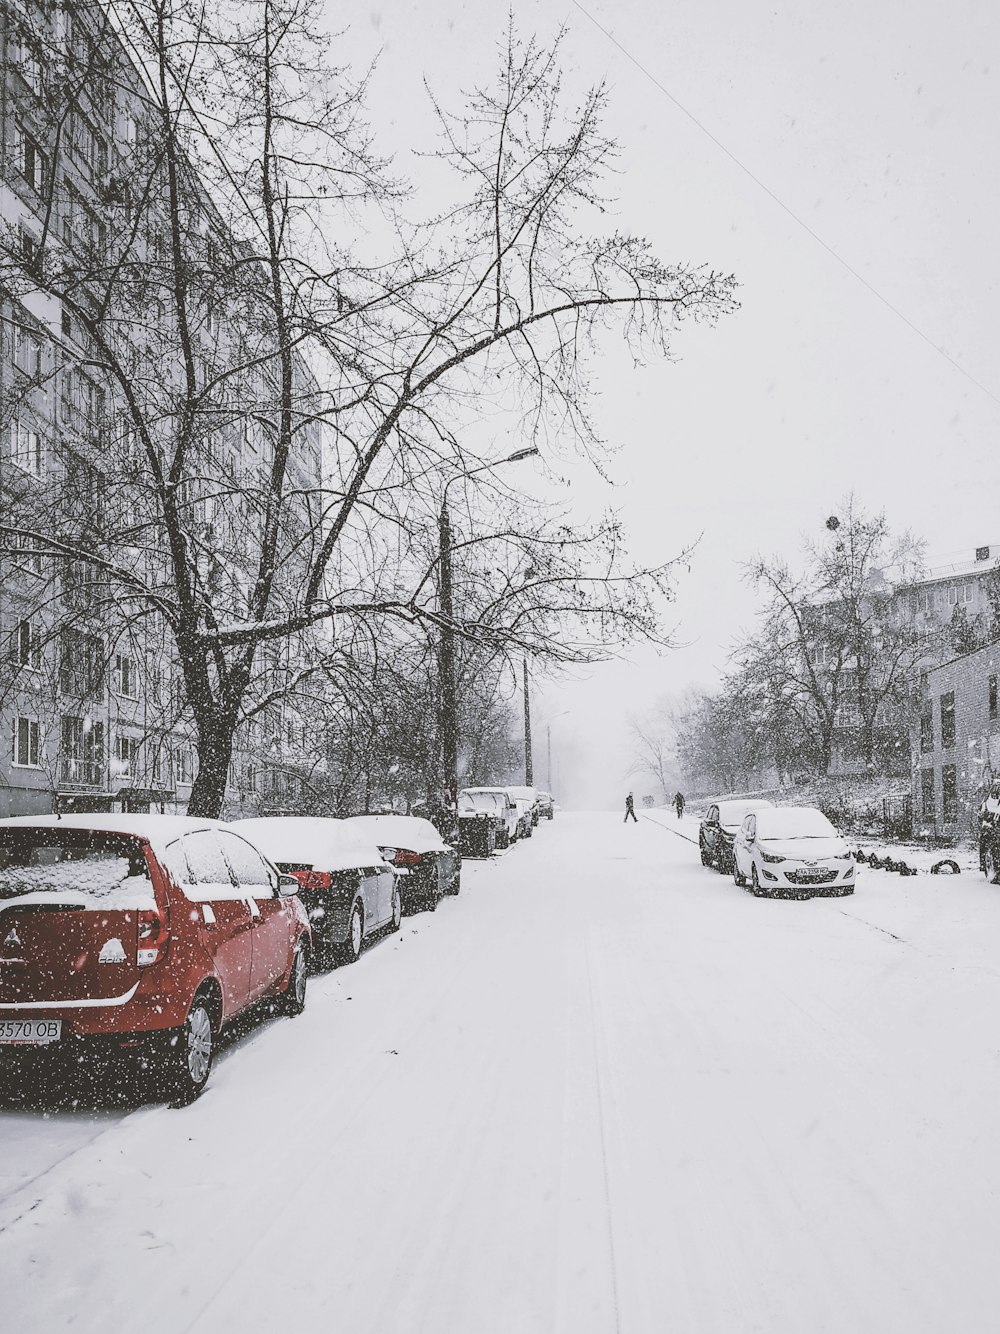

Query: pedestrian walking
[
  {"left": 674, "top": 791, "right": 685, "bottom": 820},
  {"left": 624, "top": 791, "right": 638, "bottom": 823}
]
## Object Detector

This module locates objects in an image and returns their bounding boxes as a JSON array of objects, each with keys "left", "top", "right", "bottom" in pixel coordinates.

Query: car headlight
[{"left": 759, "top": 851, "right": 785, "bottom": 864}]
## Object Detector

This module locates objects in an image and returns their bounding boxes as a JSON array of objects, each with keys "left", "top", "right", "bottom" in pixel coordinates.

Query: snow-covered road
[{"left": 4, "top": 811, "right": 1000, "bottom": 1333}]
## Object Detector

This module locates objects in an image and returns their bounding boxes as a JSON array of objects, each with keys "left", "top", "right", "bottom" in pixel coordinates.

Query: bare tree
[
  {"left": 742, "top": 498, "right": 927, "bottom": 774},
  {"left": 2, "top": 4, "right": 738, "bottom": 815}
]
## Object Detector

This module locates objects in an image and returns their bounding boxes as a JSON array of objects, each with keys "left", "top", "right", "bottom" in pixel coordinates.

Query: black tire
[
  {"left": 389, "top": 883, "right": 402, "bottom": 932},
  {"left": 164, "top": 994, "right": 215, "bottom": 1107},
  {"left": 985, "top": 842, "right": 1000, "bottom": 884},
  {"left": 733, "top": 857, "right": 747, "bottom": 889},
  {"left": 699, "top": 838, "right": 712, "bottom": 867},
  {"left": 448, "top": 868, "right": 461, "bottom": 895},
  {"left": 750, "top": 866, "right": 765, "bottom": 897},
  {"left": 339, "top": 900, "right": 364, "bottom": 964},
  {"left": 278, "top": 941, "right": 308, "bottom": 1015}
]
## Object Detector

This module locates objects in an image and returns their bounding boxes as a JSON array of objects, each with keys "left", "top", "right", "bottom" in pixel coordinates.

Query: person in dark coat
[
  {"left": 624, "top": 792, "right": 638, "bottom": 823},
  {"left": 674, "top": 791, "right": 686, "bottom": 819}
]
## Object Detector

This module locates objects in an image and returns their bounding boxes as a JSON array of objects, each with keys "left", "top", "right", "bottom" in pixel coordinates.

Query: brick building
[{"left": 912, "top": 641, "right": 1000, "bottom": 838}]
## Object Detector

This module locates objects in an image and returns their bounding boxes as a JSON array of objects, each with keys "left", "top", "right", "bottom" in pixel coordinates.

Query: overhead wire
[{"left": 569, "top": 0, "right": 1000, "bottom": 411}]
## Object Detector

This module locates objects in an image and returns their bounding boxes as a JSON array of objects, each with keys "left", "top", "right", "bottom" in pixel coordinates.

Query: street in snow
[{"left": 3, "top": 811, "right": 1000, "bottom": 1334}]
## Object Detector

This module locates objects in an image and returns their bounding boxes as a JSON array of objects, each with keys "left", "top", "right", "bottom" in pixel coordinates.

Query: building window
[
  {"left": 14, "top": 619, "right": 42, "bottom": 669},
  {"left": 174, "top": 747, "right": 194, "bottom": 784},
  {"left": 990, "top": 676, "right": 998, "bottom": 722},
  {"left": 14, "top": 326, "right": 42, "bottom": 378},
  {"left": 940, "top": 691, "right": 956, "bottom": 750},
  {"left": 17, "top": 126, "right": 48, "bottom": 193},
  {"left": 12, "top": 533, "right": 43, "bottom": 576},
  {"left": 60, "top": 716, "right": 106, "bottom": 786},
  {"left": 921, "top": 768, "right": 935, "bottom": 820},
  {"left": 13, "top": 717, "right": 41, "bottom": 767},
  {"left": 942, "top": 764, "right": 958, "bottom": 822},
  {"left": 114, "top": 653, "right": 137, "bottom": 699},
  {"left": 60, "top": 629, "right": 105, "bottom": 698},
  {"left": 10, "top": 420, "right": 43, "bottom": 475},
  {"left": 113, "top": 734, "right": 140, "bottom": 776},
  {"left": 920, "top": 709, "right": 934, "bottom": 754},
  {"left": 11, "top": 30, "right": 43, "bottom": 95},
  {"left": 963, "top": 582, "right": 975, "bottom": 604}
]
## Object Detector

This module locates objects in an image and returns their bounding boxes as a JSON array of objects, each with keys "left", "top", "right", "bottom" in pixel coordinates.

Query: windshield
[
  {"left": 0, "top": 829, "right": 155, "bottom": 906},
  {"left": 460, "top": 793, "right": 498, "bottom": 812},
  {"left": 755, "top": 809, "right": 837, "bottom": 840}
]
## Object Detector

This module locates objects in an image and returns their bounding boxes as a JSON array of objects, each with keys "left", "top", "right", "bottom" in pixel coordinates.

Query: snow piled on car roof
[
  {"left": 232, "top": 818, "right": 387, "bottom": 872},
  {"left": 345, "top": 815, "right": 450, "bottom": 853}
]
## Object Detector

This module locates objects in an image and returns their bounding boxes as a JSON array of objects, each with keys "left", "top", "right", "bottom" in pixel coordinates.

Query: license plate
[
  {"left": 799, "top": 870, "right": 827, "bottom": 881},
  {"left": 0, "top": 1019, "right": 62, "bottom": 1045}
]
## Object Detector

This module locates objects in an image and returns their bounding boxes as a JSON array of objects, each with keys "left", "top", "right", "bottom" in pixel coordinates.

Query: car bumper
[{"left": 757, "top": 865, "right": 855, "bottom": 896}]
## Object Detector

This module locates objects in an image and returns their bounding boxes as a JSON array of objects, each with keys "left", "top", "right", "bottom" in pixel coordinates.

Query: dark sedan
[
  {"left": 234, "top": 817, "right": 398, "bottom": 965},
  {"left": 346, "top": 815, "right": 460, "bottom": 912},
  {"left": 699, "top": 799, "right": 775, "bottom": 873}
]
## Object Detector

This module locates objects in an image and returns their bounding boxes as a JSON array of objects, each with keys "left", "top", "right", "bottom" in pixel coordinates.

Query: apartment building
[
  {"left": 0, "top": 0, "right": 326, "bottom": 817},
  {"left": 912, "top": 641, "right": 1000, "bottom": 837}
]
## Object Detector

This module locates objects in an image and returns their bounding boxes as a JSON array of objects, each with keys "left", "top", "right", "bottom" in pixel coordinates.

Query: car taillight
[
  {"left": 137, "top": 908, "right": 169, "bottom": 966},
  {"left": 290, "top": 870, "right": 332, "bottom": 891},
  {"left": 394, "top": 849, "right": 421, "bottom": 866}
]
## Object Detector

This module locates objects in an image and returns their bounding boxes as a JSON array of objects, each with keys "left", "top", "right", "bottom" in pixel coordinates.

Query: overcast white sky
[{"left": 339, "top": 0, "right": 1000, "bottom": 806}]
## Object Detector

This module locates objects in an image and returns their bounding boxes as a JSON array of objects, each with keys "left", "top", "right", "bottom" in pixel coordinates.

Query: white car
[
  {"left": 460, "top": 788, "right": 519, "bottom": 848},
  {"left": 732, "top": 806, "right": 855, "bottom": 898},
  {"left": 504, "top": 786, "right": 538, "bottom": 837}
]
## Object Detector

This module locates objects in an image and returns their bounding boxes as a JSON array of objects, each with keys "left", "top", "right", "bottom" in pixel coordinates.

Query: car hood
[{"left": 756, "top": 836, "right": 849, "bottom": 860}]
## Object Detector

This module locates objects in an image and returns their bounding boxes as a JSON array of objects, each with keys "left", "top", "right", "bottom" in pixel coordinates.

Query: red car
[{"left": 0, "top": 815, "right": 310, "bottom": 1104}]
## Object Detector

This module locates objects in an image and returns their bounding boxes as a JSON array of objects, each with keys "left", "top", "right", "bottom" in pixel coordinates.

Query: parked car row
[
  {"left": 456, "top": 786, "right": 555, "bottom": 857},
  {"left": 0, "top": 804, "right": 467, "bottom": 1107},
  {"left": 698, "top": 800, "right": 856, "bottom": 899}
]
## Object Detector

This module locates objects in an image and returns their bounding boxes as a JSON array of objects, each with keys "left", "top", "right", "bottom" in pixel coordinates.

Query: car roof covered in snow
[
  {"left": 753, "top": 806, "right": 839, "bottom": 838},
  {"left": 0, "top": 813, "right": 223, "bottom": 843},
  {"left": 504, "top": 786, "right": 537, "bottom": 800},
  {"left": 345, "top": 814, "right": 450, "bottom": 853},
  {"left": 231, "top": 817, "right": 387, "bottom": 872}
]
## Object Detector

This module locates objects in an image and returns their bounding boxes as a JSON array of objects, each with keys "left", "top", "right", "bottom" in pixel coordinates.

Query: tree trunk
[{"left": 188, "top": 717, "right": 239, "bottom": 819}]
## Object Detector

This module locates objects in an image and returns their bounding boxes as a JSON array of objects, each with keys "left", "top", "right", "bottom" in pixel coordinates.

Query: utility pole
[
  {"left": 439, "top": 498, "right": 458, "bottom": 808},
  {"left": 437, "top": 446, "right": 539, "bottom": 808},
  {"left": 523, "top": 655, "right": 533, "bottom": 784},
  {"left": 547, "top": 724, "right": 552, "bottom": 791}
]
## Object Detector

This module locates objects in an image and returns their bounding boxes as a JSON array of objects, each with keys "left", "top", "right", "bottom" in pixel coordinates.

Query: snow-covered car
[
  {"left": 345, "top": 815, "right": 460, "bottom": 911},
  {"left": 0, "top": 815, "right": 310, "bottom": 1104},
  {"left": 504, "top": 787, "right": 537, "bottom": 838},
  {"left": 233, "top": 817, "right": 399, "bottom": 964},
  {"left": 699, "top": 799, "right": 776, "bottom": 873},
  {"left": 732, "top": 806, "right": 856, "bottom": 898},
  {"left": 506, "top": 785, "right": 541, "bottom": 827},
  {"left": 535, "top": 792, "right": 555, "bottom": 820},
  {"left": 461, "top": 788, "right": 519, "bottom": 846}
]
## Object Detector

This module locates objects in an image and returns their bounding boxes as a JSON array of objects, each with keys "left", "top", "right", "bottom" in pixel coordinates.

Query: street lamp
[{"left": 439, "top": 446, "right": 539, "bottom": 807}]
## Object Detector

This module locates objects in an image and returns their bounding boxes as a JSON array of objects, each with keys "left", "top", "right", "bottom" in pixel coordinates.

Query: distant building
[{"left": 911, "top": 640, "right": 1000, "bottom": 838}]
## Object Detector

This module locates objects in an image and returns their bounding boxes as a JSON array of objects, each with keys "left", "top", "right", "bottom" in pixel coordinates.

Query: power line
[{"left": 569, "top": 0, "right": 1000, "bottom": 411}]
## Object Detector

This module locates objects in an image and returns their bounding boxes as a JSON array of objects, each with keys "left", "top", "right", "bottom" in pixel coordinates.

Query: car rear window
[{"left": 0, "top": 830, "right": 155, "bottom": 908}]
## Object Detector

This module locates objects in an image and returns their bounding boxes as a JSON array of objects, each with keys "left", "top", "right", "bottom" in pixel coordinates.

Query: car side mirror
[{"left": 277, "top": 874, "right": 300, "bottom": 897}]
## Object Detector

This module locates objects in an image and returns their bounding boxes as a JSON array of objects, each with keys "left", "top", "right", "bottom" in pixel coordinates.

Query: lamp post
[
  {"left": 523, "top": 655, "right": 533, "bottom": 785},
  {"left": 439, "top": 446, "right": 538, "bottom": 808}
]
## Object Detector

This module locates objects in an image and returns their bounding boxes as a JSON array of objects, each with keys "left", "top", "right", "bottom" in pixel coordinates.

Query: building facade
[
  {"left": 911, "top": 641, "right": 1000, "bottom": 839},
  {"left": 0, "top": 0, "right": 326, "bottom": 818}
]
